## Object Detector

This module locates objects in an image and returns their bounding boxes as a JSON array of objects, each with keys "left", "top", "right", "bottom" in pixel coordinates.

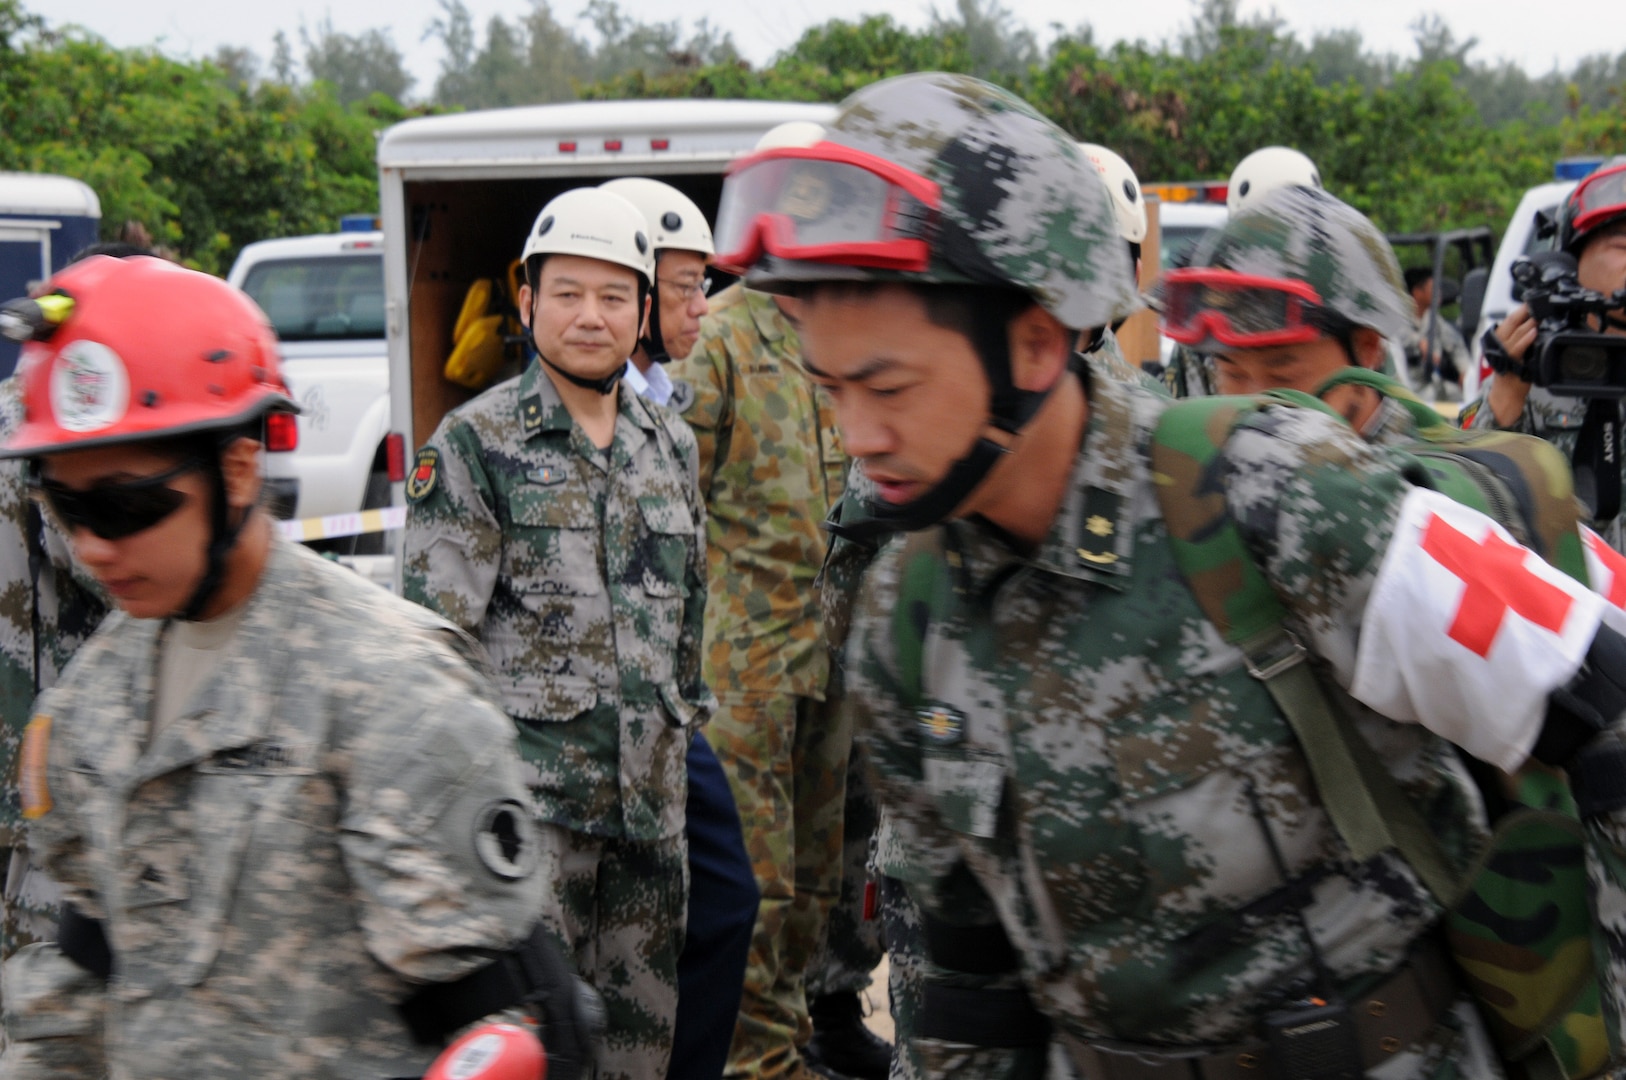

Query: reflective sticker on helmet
[
  {"left": 405, "top": 447, "right": 439, "bottom": 503},
  {"left": 473, "top": 799, "right": 538, "bottom": 881},
  {"left": 50, "top": 341, "right": 130, "bottom": 433},
  {"left": 20, "top": 715, "right": 52, "bottom": 819}
]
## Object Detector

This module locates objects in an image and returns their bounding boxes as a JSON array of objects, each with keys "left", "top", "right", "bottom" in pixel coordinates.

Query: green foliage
[{"left": 0, "top": 5, "right": 419, "bottom": 274}]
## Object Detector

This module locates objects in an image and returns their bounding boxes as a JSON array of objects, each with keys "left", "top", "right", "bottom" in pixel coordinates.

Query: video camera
[{"left": 1495, "top": 252, "right": 1626, "bottom": 398}]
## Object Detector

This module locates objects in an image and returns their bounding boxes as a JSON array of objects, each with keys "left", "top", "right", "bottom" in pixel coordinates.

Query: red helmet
[
  {"left": 0, "top": 255, "right": 296, "bottom": 459},
  {"left": 1559, "top": 160, "right": 1626, "bottom": 254},
  {"left": 425, "top": 1023, "right": 547, "bottom": 1080}
]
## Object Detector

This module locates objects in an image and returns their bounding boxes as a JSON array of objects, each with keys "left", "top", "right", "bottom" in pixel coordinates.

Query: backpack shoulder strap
[{"left": 1151, "top": 394, "right": 1465, "bottom": 904}]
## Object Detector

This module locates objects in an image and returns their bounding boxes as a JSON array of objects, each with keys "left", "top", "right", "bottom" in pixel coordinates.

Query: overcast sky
[{"left": 59, "top": 0, "right": 1623, "bottom": 97}]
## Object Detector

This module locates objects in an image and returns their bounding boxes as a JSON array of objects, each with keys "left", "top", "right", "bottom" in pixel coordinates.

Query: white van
[
  {"left": 375, "top": 99, "right": 835, "bottom": 569},
  {"left": 227, "top": 229, "right": 391, "bottom": 538}
]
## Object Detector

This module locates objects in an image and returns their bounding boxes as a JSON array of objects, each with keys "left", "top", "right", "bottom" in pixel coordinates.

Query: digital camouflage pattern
[
  {"left": 1460, "top": 389, "right": 1626, "bottom": 553},
  {"left": 0, "top": 375, "right": 108, "bottom": 965},
  {"left": 533, "top": 823, "right": 687, "bottom": 1080},
  {"left": 666, "top": 282, "right": 850, "bottom": 1079},
  {"left": 402, "top": 356, "right": 712, "bottom": 842},
  {"left": 850, "top": 367, "right": 1515, "bottom": 1078},
  {"left": 1183, "top": 185, "right": 1414, "bottom": 342},
  {"left": 743, "top": 72, "right": 1141, "bottom": 333},
  {"left": 1082, "top": 326, "right": 1166, "bottom": 397},
  {"left": 7, "top": 538, "right": 543, "bottom": 1079},
  {"left": 667, "top": 283, "right": 844, "bottom": 699},
  {"left": 402, "top": 357, "right": 711, "bottom": 1080}
]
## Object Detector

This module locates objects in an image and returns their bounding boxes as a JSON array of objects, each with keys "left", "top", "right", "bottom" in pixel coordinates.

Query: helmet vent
[
  {"left": 536, "top": 216, "right": 554, "bottom": 236},
  {"left": 205, "top": 349, "right": 231, "bottom": 363},
  {"left": 140, "top": 391, "right": 159, "bottom": 408},
  {"left": 1239, "top": 180, "right": 1252, "bottom": 197},
  {"left": 635, "top": 232, "right": 649, "bottom": 254},
  {"left": 207, "top": 384, "right": 225, "bottom": 396},
  {"left": 1123, "top": 180, "right": 1139, "bottom": 204},
  {"left": 661, "top": 211, "right": 682, "bottom": 231}
]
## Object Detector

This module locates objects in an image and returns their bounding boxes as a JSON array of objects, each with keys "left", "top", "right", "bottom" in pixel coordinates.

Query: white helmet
[
  {"left": 1227, "top": 146, "right": 1323, "bottom": 213},
  {"left": 1078, "top": 143, "right": 1147, "bottom": 245},
  {"left": 754, "top": 120, "right": 825, "bottom": 152},
  {"left": 600, "top": 177, "right": 715, "bottom": 257},
  {"left": 520, "top": 187, "right": 655, "bottom": 285}
]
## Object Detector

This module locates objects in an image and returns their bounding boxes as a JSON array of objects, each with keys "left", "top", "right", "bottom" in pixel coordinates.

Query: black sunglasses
[{"left": 32, "top": 459, "right": 200, "bottom": 541}]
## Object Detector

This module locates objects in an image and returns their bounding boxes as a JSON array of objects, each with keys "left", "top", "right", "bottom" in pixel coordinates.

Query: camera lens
[{"left": 1560, "top": 344, "right": 1609, "bottom": 384}]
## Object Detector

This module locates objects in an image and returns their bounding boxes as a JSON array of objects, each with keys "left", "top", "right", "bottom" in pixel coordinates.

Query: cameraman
[{"left": 1463, "top": 159, "right": 1626, "bottom": 547}]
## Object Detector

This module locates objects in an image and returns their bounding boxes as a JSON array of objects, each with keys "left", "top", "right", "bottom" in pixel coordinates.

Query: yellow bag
[
  {"left": 452, "top": 279, "right": 493, "bottom": 345},
  {"left": 443, "top": 314, "right": 505, "bottom": 389}
]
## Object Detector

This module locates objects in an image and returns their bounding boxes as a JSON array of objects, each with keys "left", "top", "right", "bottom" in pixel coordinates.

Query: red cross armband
[{"left": 1351, "top": 488, "right": 1611, "bottom": 772}]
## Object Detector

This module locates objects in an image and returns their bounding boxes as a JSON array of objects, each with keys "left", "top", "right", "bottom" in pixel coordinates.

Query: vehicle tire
[{"left": 351, "top": 470, "right": 391, "bottom": 555}]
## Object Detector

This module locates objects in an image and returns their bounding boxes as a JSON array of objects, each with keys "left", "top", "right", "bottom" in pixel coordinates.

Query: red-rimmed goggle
[
  {"left": 713, "top": 143, "right": 940, "bottom": 274},
  {"left": 1568, "top": 163, "right": 1626, "bottom": 242},
  {"left": 1160, "top": 268, "right": 1326, "bottom": 349}
]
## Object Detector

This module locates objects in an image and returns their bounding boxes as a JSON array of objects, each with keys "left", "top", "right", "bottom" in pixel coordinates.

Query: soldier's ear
[
  {"left": 1008, "top": 304, "right": 1073, "bottom": 393},
  {"left": 220, "top": 436, "right": 264, "bottom": 512},
  {"left": 1351, "top": 328, "right": 1386, "bottom": 370},
  {"left": 517, "top": 284, "right": 533, "bottom": 330}
]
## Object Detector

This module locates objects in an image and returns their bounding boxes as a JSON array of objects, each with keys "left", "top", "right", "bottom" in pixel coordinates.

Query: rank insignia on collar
[
  {"left": 405, "top": 447, "right": 439, "bottom": 503},
  {"left": 916, "top": 704, "right": 965, "bottom": 747},
  {"left": 521, "top": 394, "right": 544, "bottom": 433},
  {"left": 1086, "top": 514, "right": 1114, "bottom": 537}
]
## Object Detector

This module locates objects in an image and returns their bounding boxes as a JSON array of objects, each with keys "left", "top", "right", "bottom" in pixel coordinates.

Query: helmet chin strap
[
  {"left": 640, "top": 288, "right": 672, "bottom": 365},
  {"left": 179, "top": 448, "right": 250, "bottom": 622},
  {"left": 828, "top": 300, "right": 1055, "bottom": 541}
]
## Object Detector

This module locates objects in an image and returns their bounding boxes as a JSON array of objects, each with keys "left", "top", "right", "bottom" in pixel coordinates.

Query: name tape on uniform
[{"left": 277, "top": 505, "right": 407, "bottom": 543}]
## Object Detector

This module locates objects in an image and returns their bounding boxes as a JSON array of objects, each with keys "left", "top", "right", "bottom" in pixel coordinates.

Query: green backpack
[{"left": 1150, "top": 371, "right": 1611, "bottom": 1080}]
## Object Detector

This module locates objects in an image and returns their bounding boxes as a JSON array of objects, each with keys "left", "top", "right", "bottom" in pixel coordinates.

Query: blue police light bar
[
  {"left": 1555, "top": 157, "right": 1605, "bottom": 182},
  {"left": 340, "top": 213, "right": 381, "bottom": 233}
]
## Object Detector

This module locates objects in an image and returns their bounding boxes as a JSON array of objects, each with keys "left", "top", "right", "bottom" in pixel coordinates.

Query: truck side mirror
[{"left": 1458, "top": 267, "right": 1489, "bottom": 339}]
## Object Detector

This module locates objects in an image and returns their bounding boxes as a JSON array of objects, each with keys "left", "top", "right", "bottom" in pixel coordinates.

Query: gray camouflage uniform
[
  {"left": 403, "top": 357, "right": 713, "bottom": 1080},
  {"left": 0, "top": 375, "right": 108, "bottom": 968},
  {"left": 3, "top": 537, "right": 542, "bottom": 1079}
]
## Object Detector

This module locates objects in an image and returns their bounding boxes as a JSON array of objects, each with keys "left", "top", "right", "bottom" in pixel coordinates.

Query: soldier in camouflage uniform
[
  {"left": 715, "top": 71, "right": 1626, "bottom": 1080},
  {"left": 0, "top": 374, "right": 107, "bottom": 970},
  {"left": 404, "top": 187, "right": 712, "bottom": 1080},
  {"left": 0, "top": 255, "right": 560, "bottom": 1079},
  {"left": 664, "top": 272, "right": 849, "bottom": 1080},
  {"left": 1461, "top": 159, "right": 1626, "bottom": 551}
]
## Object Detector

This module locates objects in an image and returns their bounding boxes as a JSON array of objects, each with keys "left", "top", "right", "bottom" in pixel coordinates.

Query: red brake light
[
  {"left": 266, "top": 411, "right": 298, "bottom": 453},
  {"left": 386, "top": 433, "right": 407, "bottom": 482},
  {"left": 559, "top": 141, "right": 578, "bottom": 153},
  {"left": 652, "top": 138, "right": 670, "bottom": 151},
  {"left": 605, "top": 139, "right": 623, "bottom": 152},
  {"left": 1206, "top": 184, "right": 1229, "bottom": 204}
]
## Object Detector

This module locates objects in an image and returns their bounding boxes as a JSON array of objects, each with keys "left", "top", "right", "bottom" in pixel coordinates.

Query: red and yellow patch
[
  {"left": 19, "top": 714, "right": 52, "bottom": 819},
  {"left": 405, "top": 447, "right": 440, "bottom": 503}
]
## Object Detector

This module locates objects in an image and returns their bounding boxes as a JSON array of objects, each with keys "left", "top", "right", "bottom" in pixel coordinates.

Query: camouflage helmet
[
  {"left": 1182, "top": 185, "right": 1411, "bottom": 342},
  {"left": 733, "top": 72, "right": 1140, "bottom": 330}
]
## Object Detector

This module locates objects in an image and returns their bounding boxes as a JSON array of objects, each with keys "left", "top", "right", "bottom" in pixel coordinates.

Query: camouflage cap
[
  {"left": 744, "top": 72, "right": 1141, "bottom": 331},
  {"left": 1185, "top": 185, "right": 1411, "bottom": 342}
]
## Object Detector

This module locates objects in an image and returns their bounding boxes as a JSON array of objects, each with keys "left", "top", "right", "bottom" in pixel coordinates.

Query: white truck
[
  {"left": 227, "top": 227, "right": 390, "bottom": 543},
  {"left": 375, "top": 99, "right": 835, "bottom": 572}
]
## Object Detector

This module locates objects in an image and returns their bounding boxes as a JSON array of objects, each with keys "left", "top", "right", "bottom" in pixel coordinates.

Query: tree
[
  {"left": 927, "top": 0, "right": 1036, "bottom": 79},
  {"left": 301, "top": 17, "right": 414, "bottom": 105}
]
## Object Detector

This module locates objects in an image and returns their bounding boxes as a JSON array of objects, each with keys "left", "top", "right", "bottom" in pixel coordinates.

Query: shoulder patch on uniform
[
  {"left": 668, "top": 379, "right": 695, "bottom": 414},
  {"left": 406, "top": 447, "right": 440, "bottom": 503},
  {"left": 473, "top": 799, "right": 538, "bottom": 881},
  {"left": 20, "top": 715, "right": 52, "bottom": 819},
  {"left": 916, "top": 704, "right": 965, "bottom": 748}
]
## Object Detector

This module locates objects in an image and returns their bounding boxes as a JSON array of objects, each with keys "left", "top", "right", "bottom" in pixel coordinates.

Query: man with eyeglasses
[
  {"left": 664, "top": 120, "right": 853, "bottom": 1080},
  {"left": 0, "top": 255, "right": 576, "bottom": 1078},
  {"left": 602, "top": 178, "right": 717, "bottom": 412}
]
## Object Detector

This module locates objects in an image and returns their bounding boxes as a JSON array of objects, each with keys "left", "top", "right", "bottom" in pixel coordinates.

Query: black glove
[
  {"left": 513, "top": 926, "right": 604, "bottom": 1080},
  {"left": 1534, "top": 623, "right": 1626, "bottom": 817}
]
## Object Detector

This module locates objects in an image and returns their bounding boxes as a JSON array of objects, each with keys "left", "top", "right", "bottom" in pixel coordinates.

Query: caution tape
[{"left": 277, "top": 505, "right": 407, "bottom": 543}]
